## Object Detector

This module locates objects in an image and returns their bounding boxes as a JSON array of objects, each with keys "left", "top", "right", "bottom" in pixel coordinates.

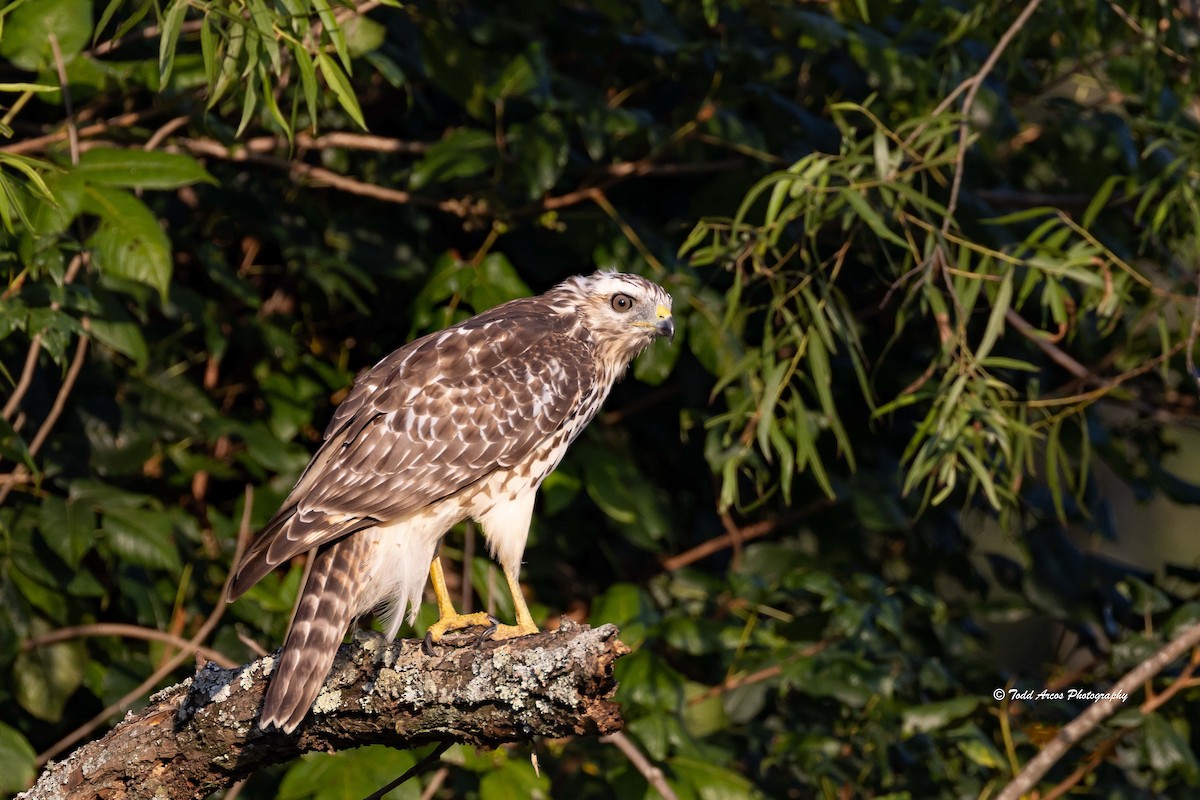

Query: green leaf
[
  {"left": 343, "top": 14, "right": 386, "bottom": 58},
  {"left": 236, "top": 65, "right": 260, "bottom": 137},
  {"left": 101, "top": 506, "right": 182, "bottom": 573},
  {"left": 956, "top": 733, "right": 1006, "bottom": 769},
  {"left": 627, "top": 714, "right": 689, "bottom": 762},
  {"left": 38, "top": 495, "right": 97, "bottom": 568},
  {"left": 670, "top": 756, "right": 759, "bottom": 800},
  {"left": 579, "top": 443, "right": 670, "bottom": 550},
  {"left": 0, "top": 722, "right": 37, "bottom": 793},
  {"left": 617, "top": 649, "right": 685, "bottom": 712},
  {"left": 467, "top": 253, "right": 532, "bottom": 310},
  {"left": 1082, "top": 174, "right": 1123, "bottom": 228},
  {"left": 82, "top": 186, "right": 172, "bottom": 300},
  {"left": 974, "top": 269, "right": 1012, "bottom": 364},
  {"left": 312, "top": 0, "right": 350, "bottom": 73},
  {"left": 839, "top": 187, "right": 909, "bottom": 248},
  {"left": 88, "top": 311, "right": 149, "bottom": 369},
  {"left": 247, "top": 0, "right": 281, "bottom": 71},
  {"left": 293, "top": 43, "right": 319, "bottom": 124},
  {"left": 316, "top": 51, "right": 365, "bottom": 130},
  {"left": 755, "top": 359, "right": 788, "bottom": 459},
  {"left": 409, "top": 129, "right": 496, "bottom": 190},
  {"left": 900, "top": 696, "right": 981, "bottom": 736},
  {"left": 1143, "top": 712, "right": 1199, "bottom": 780},
  {"left": 683, "top": 681, "right": 730, "bottom": 738},
  {"left": 279, "top": 745, "right": 419, "bottom": 800},
  {"left": 508, "top": 114, "right": 568, "bottom": 199},
  {"left": 76, "top": 148, "right": 216, "bottom": 190},
  {"left": 590, "top": 583, "right": 657, "bottom": 647},
  {"left": 0, "top": 0, "right": 92, "bottom": 71},
  {"left": 479, "top": 756, "right": 550, "bottom": 800},
  {"left": 13, "top": 627, "right": 86, "bottom": 722},
  {"left": 208, "top": 15, "right": 245, "bottom": 109},
  {"left": 258, "top": 62, "right": 292, "bottom": 138},
  {"left": 28, "top": 170, "right": 84, "bottom": 236},
  {"left": 158, "top": 0, "right": 188, "bottom": 87},
  {"left": 200, "top": 12, "right": 217, "bottom": 86}
]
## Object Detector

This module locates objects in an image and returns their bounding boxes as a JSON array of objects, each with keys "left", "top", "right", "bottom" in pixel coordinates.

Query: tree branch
[
  {"left": 19, "top": 622, "right": 628, "bottom": 800},
  {"left": 996, "top": 622, "right": 1200, "bottom": 800}
]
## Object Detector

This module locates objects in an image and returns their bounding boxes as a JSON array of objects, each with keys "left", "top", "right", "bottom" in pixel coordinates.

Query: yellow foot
[
  {"left": 487, "top": 622, "right": 539, "bottom": 641},
  {"left": 423, "top": 616, "right": 539, "bottom": 655},
  {"left": 425, "top": 610, "right": 494, "bottom": 644}
]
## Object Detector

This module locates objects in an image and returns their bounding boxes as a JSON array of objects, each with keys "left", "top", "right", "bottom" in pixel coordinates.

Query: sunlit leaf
[
  {"left": 82, "top": 186, "right": 172, "bottom": 300},
  {"left": 76, "top": 148, "right": 216, "bottom": 190}
]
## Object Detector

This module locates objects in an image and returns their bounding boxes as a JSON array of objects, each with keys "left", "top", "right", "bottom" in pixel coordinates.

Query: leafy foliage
[{"left": 4, "top": 1, "right": 1200, "bottom": 798}]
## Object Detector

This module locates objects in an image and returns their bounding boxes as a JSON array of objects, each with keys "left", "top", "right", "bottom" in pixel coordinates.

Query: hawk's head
[{"left": 555, "top": 271, "right": 674, "bottom": 364}]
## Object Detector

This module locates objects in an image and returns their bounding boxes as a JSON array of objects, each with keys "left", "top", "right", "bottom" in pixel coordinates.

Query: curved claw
[{"left": 474, "top": 615, "right": 501, "bottom": 647}]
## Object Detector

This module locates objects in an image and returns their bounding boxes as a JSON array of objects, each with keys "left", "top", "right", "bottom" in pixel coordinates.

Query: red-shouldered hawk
[{"left": 227, "top": 271, "right": 674, "bottom": 731}]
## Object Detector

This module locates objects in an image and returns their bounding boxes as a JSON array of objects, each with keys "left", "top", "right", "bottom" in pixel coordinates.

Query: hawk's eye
[{"left": 611, "top": 293, "right": 634, "bottom": 312}]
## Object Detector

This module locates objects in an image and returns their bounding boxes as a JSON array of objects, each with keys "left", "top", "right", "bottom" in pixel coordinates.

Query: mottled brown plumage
[{"left": 227, "top": 271, "right": 673, "bottom": 732}]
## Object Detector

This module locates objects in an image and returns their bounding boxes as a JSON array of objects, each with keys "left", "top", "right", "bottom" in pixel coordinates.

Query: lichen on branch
[{"left": 20, "top": 621, "right": 628, "bottom": 800}]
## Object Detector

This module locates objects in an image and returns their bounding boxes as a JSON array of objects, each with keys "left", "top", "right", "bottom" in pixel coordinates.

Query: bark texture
[{"left": 20, "top": 621, "right": 628, "bottom": 800}]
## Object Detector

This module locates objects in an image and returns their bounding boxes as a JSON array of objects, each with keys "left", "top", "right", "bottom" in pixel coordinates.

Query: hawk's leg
[
  {"left": 424, "top": 555, "right": 493, "bottom": 645},
  {"left": 486, "top": 567, "right": 540, "bottom": 640},
  {"left": 424, "top": 559, "right": 539, "bottom": 648}
]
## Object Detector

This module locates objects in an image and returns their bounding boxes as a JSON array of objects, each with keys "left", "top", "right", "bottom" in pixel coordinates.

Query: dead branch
[{"left": 19, "top": 621, "right": 627, "bottom": 800}]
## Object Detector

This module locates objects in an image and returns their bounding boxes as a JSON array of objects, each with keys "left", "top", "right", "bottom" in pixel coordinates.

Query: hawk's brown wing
[{"left": 227, "top": 299, "right": 595, "bottom": 600}]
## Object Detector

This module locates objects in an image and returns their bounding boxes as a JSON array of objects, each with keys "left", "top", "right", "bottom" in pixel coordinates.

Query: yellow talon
[{"left": 425, "top": 556, "right": 539, "bottom": 645}]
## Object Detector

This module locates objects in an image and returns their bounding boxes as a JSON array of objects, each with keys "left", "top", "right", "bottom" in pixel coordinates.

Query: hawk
[{"left": 227, "top": 271, "right": 674, "bottom": 732}]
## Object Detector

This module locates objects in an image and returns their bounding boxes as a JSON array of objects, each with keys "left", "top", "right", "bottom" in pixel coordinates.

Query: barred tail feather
[{"left": 260, "top": 535, "right": 370, "bottom": 732}]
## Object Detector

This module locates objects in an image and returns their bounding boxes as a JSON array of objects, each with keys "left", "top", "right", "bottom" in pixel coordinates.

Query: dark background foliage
[{"left": 4, "top": 1, "right": 1200, "bottom": 797}]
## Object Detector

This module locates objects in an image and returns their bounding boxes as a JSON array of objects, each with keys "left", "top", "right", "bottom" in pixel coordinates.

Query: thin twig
[
  {"left": 1140, "top": 646, "right": 1200, "bottom": 714},
  {"left": 292, "top": 131, "right": 428, "bottom": 153},
  {"left": 22, "top": 623, "right": 236, "bottom": 668},
  {"left": 27, "top": 331, "right": 89, "bottom": 458},
  {"left": 2, "top": 336, "right": 44, "bottom": 421},
  {"left": 1005, "top": 309, "right": 1091, "bottom": 381},
  {"left": 687, "top": 640, "right": 829, "bottom": 706},
  {"left": 1104, "top": 0, "right": 1191, "bottom": 64},
  {"left": 47, "top": 33, "right": 80, "bottom": 166},
  {"left": 0, "top": 325, "right": 90, "bottom": 507},
  {"left": 995, "top": 623, "right": 1200, "bottom": 800},
  {"left": 418, "top": 767, "right": 449, "bottom": 800},
  {"left": 1, "top": 255, "right": 86, "bottom": 425},
  {"left": 1039, "top": 733, "right": 1125, "bottom": 800},
  {"left": 0, "top": 111, "right": 150, "bottom": 155},
  {"left": 601, "top": 731, "right": 679, "bottom": 800},
  {"left": 942, "top": 0, "right": 1045, "bottom": 233},
  {"left": 660, "top": 499, "right": 834, "bottom": 572},
  {"left": 175, "top": 137, "right": 480, "bottom": 217},
  {"left": 145, "top": 115, "right": 191, "bottom": 151},
  {"left": 36, "top": 486, "right": 255, "bottom": 766}
]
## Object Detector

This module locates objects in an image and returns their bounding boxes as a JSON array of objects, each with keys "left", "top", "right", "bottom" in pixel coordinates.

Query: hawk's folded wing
[{"left": 227, "top": 300, "right": 595, "bottom": 600}]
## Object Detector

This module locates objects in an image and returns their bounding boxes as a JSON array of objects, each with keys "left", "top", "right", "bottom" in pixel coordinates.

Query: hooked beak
[{"left": 654, "top": 304, "right": 674, "bottom": 342}]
